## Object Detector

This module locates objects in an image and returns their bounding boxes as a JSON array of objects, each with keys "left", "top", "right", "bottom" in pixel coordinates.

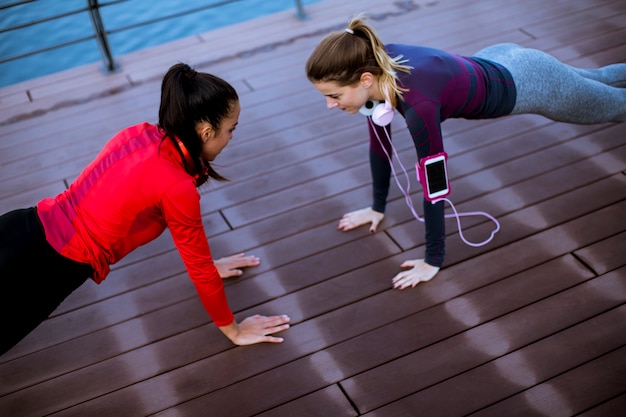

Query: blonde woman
[{"left": 306, "top": 15, "right": 625, "bottom": 289}]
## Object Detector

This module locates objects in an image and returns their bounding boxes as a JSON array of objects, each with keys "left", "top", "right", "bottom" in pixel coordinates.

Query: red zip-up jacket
[{"left": 37, "top": 122, "right": 234, "bottom": 326}]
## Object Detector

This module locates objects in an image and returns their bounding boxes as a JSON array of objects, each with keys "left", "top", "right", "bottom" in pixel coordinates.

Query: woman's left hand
[
  {"left": 391, "top": 259, "right": 439, "bottom": 289},
  {"left": 214, "top": 253, "right": 260, "bottom": 278}
]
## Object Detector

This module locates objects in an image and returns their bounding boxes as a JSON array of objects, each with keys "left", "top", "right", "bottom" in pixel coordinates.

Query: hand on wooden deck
[
  {"left": 221, "top": 314, "right": 291, "bottom": 345},
  {"left": 391, "top": 259, "right": 440, "bottom": 290},
  {"left": 214, "top": 253, "right": 261, "bottom": 278},
  {"left": 337, "top": 207, "right": 384, "bottom": 233}
]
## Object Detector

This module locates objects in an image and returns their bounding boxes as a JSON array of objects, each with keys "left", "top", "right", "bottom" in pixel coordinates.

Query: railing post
[
  {"left": 86, "top": 0, "right": 118, "bottom": 73},
  {"left": 293, "top": 0, "right": 309, "bottom": 20}
]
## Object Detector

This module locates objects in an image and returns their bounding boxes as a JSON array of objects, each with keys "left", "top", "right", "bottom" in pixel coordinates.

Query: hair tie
[{"left": 345, "top": 28, "right": 354, "bottom": 34}]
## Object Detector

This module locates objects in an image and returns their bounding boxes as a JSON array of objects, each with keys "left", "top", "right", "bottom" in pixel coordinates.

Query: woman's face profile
[
  {"left": 200, "top": 101, "right": 241, "bottom": 161},
  {"left": 312, "top": 80, "right": 370, "bottom": 115}
]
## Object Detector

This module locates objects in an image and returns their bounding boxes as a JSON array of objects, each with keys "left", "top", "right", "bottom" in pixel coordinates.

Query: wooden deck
[{"left": 1, "top": 0, "right": 625, "bottom": 415}]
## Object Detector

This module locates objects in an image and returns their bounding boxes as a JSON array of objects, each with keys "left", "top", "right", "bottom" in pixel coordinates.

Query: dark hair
[
  {"left": 158, "top": 63, "right": 239, "bottom": 185},
  {"left": 305, "top": 15, "right": 411, "bottom": 107}
]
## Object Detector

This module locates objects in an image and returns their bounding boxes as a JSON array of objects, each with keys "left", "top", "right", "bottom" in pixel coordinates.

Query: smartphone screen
[{"left": 425, "top": 159, "right": 449, "bottom": 195}]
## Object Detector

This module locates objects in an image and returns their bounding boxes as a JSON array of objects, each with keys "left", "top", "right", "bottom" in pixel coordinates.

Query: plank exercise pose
[
  {"left": 305, "top": 15, "right": 626, "bottom": 289},
  {"left": 0, "top": 63, "right": 291, "bottom": 355}
]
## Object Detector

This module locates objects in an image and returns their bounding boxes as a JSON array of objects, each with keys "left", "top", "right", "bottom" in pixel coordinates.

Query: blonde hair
[{"left": 305, "top": 14, "right": 412, "bottom": 107}]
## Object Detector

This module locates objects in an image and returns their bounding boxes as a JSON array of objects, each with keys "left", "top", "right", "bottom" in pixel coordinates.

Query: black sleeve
[
  {"left": 423, "top": 198, "right": 445, "bottom": 267},
  {"left": 368, "top": 121, "right": 392, "bottom": 213}
]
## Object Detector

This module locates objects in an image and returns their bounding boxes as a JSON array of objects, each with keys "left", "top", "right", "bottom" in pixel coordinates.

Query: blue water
[{"left": 0, "top": 0, "right": 319, "bottom": 88}]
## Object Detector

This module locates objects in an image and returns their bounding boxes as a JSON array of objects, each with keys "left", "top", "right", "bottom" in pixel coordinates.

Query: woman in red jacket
[{"left": 0, "top": 63, "right": 290, "bottom": 355}]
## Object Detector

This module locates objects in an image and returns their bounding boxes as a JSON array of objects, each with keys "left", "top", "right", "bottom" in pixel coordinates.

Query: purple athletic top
[{"left": 368, "top": 44, "right": 516, "bottom": 267}]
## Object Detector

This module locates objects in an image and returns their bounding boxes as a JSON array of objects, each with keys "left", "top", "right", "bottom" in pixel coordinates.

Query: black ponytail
[{"left": 158, "top": 63, "right": 239, "bottom": 185}]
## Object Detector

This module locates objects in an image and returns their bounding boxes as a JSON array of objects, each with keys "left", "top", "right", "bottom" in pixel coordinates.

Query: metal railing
[{"left": 0, "top": 0, "right": 308, "bottom": 75}]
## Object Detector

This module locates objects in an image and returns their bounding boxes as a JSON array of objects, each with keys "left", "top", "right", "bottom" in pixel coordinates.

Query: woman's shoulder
[
  {"left": 386, "top": 43, "right": 448, "bottom": 57},
  {"left": 119, "top": 122, "right": 160, "bottom": 139},
  {"left": 103, "top": 122, "right": 160, "bottom": 150}
]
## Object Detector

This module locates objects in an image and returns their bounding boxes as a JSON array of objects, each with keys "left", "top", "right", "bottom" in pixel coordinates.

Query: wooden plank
[
  {"left": 467, "top": 346, "right": 626, "bottom": 417},
  {"left": 574, "top": 231, "right": 626, "bottom": 275},
  {"left": 360, "top": 304, "right": 626, "bottom": 416},
  {"left": 254, "top": 385, "right": 357, "bottom": 417},
  {"left": 577, "top": 393, "right": 626, "bottom": 417}
]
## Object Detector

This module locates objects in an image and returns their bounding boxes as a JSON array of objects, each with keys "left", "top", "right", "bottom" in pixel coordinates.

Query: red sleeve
[{"left": 161, "top": 180, "right": 234, "bottom": 326}]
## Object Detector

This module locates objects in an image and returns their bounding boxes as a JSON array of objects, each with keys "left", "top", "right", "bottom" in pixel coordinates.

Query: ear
[
  {"left": 196, "top": 122, "right": 214, "bottom": 143},
  {"left": 359, "top": 72, "right": 375, "bottom": 88}
]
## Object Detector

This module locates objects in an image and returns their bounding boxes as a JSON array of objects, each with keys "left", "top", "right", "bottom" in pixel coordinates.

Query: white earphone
[
  {"left": 358, "top": 87, "right": 395, "bottom": 126},
  {"left": 358, "top": 99, "right": 380, "bottom": 116}
]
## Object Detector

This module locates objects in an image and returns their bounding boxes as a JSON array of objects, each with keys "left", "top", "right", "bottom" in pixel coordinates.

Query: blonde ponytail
[{"left": 346, "top": 15, "right": 411, "bottom": 106}]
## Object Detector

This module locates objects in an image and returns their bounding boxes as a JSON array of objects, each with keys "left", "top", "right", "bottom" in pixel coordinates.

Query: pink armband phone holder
[{"left": 416, "top": 152, "right": 451, "bottom": 202}]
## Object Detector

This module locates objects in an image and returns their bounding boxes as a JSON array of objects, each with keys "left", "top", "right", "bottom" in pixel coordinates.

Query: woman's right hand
[
  {"left": 391, "top": 259, "right": 440, "bottom": 289},
  {"left": 337, "top": 207, "right": 384, "bottom": 233},
  {"left": 220, "top": 314, "right": 291, "bottom": 345}
]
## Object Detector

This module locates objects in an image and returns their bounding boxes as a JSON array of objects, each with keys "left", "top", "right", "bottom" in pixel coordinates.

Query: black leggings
[{"left": 0, "top": 207, "right": 92, "bottom": 355}]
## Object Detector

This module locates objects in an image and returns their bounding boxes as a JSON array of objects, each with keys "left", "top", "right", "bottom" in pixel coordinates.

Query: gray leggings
[{"left": 474, "top": 43, "right": 626, "bottom": 123}]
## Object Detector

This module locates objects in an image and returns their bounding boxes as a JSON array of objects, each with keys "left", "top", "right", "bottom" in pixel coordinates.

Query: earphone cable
[{"left": 368, "top": 117, "right": 500, "bottom": 247}]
